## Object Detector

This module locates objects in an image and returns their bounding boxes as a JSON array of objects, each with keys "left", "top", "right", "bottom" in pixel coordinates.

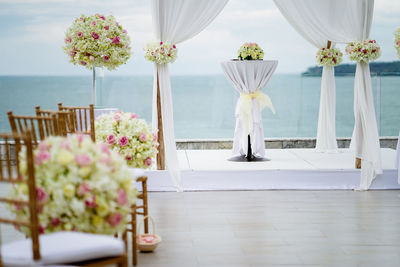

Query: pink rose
[
  {"left": 139, "top": 132, "right": 146, "bottom": 142},
  {"left": 77, "top": 182, "right": 91, "bottom": 196},
  {"left": 106, "top": 134, "right": 116, "bottom": 145},
  {"left": 110, "top": 36, "right": 120, "bottom": 44},
  {"left": 173, "top": 44, "right": 176, "bottom": 49},
  {"left": 38, "top": 224, "right": 45, "bottom": 234},
  {"left": 89, "top": 56, "right": 94, "bottom": 61},
  {"left": 91, "top": 32, "right": 99, "bottom": 40},
  {"left": 104, "top": 25, "right": 110, "bottom": 30},
  {"left": 130, "top": 113, "right": 139, "bottom": 119},
  {"left": 96, "top": 14, "right": 106, "bottom": 20},
  {"left": 145, "top": 157, "right": 152, "bottom": 166},
  {"left": 116, "top": 189, "right": 127, "bottom": 205},
  {"left": 113, "top": 114, "right": 120, "bottom": 122},
  {"left": 77, "top": 32, "right": 83, "bottom": 37},
  {"left": 100, "top": 143, "right": 111, "bottom": 154},
  {"left": 51, "top": 217, "right": 61, "bottom": 226},
  {"left": 36, "top": 187, "right": 48, "bottom": 203},
  {"left": 69, "top": 50, "right": 76, "bottom": 57},
  {"left": 80, "top": 61, "right": 87, "bottom": 66},
  {"left": 160, "top": 41, "right": 163, "bottom": 45},
  {"left": 104, "top": 55, "right": 110, "bottom": 61},
  {"left": 118, "top": 136, "right": 129, "bottom": 147},
  {"left": 65, "top": 36, "right": 72, "bottom": 43},
  {"left": 35, "top": 151, "right": 50, "bottom": 165},
  {"left": 123, "top": 29, "right": 127, "bottom": 33},
  {"left": 85, "top": 52, "right": 90, "bottom": 57},
  {"left": 76, "top": 134, "right": 85, "bottom": 143},
  {"left": 125, "top": 155, "right": 132, "bottom": 161},
  {"left": 107, "top": 212, "right": 123, "bottom": 227},
  {"left": 59, "top": 140, "right": 70, "bottom": 150},
  {"left": 75, "top": 154, "right": 92, "bottom": 166},
  {"left": 91, "top": 21, "right": 96, "bottom": 26},
  {"left": 152, "top": 133, "right": 157, "bottom": 142},
  {"left": 85, "top": 195, "right": 96, "bottom": 208},
  {"left": 397, "top": 41, "right": 400, "bottom": 45},
  {"left": 38, "top": 142, "right": 50, "bottom": 152}
]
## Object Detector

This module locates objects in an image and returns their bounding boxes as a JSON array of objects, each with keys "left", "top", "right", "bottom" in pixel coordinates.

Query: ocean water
[{"left": 0, "top": 74, "right": 399, "bottom": 139}]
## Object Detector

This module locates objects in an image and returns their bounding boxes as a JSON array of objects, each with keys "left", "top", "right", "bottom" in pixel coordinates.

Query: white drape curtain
[
  {"left": 150, "top": 0, "right": 228, "bottom": 191},
  {"left": 273, "top": 0, "right": 340, "bottom": 152},
  {"left": 221, "top": 61, "right": 278, "bottom": 157},
  {"left": 274, "top": 0, "right": 381, "bottom": 189}
]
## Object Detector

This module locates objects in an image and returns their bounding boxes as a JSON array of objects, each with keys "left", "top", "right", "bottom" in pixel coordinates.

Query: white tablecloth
[{"left": 221, "top": 60, "right": 278, "bottom": 157}]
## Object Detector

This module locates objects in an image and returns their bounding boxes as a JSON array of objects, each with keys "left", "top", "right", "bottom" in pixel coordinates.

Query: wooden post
[
  {"left": 156, "top": 72, "right": 166, "bottom": 170},
  {"left": 327, "top": 40, "right": 332, "bottom": 49},
  {"left": 356, "top": 157, "right": 361, "bottom": 169}
]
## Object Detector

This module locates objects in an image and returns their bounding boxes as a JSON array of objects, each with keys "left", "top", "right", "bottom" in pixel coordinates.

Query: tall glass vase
[{"left": 92, "top": 67, "right": 105, "bottom": 108}]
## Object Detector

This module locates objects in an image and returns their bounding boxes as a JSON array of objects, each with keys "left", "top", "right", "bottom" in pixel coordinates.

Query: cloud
[{"left": 1, "top": 0, "right": 400, "bottom": 75}]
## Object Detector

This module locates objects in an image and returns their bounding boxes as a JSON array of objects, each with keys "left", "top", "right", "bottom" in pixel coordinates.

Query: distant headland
[{"left": 301, "top": 61, "right": 400, "bottom": 76}]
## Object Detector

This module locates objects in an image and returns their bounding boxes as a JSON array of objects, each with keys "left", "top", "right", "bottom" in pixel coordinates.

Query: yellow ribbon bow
[{"left": 238, "top": 90, "right": 275, "bottom": 135}]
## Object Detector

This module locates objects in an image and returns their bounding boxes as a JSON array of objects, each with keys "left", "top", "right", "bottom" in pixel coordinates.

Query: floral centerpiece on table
[
  {"left": 63, "top": 14, "right": 131, "bottom": 70},
  {"left": 316, "top": 47, "right": 343, "bottom": 67},
  {"left": 9, "top": 134, "right": 136, "bottom": 236},
  {"left": 95, "top": 111, "right": 158, "bottom": 169},
  {"left": 238, "top": 43, "right": 264, "bottom": 60},
  {"left": 395, "top": 28, "right": 400, "bottom": 58},
  {"left": 144, "top": 41, "right": 177, "bottom": 64},
  {"left": 345, "top": 39, "right": 381, "bottom": 63}
]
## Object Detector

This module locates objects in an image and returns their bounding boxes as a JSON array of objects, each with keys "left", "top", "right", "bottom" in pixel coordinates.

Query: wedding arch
[{"left": 149, "top": 0, "right": 381, "bottom": 191}]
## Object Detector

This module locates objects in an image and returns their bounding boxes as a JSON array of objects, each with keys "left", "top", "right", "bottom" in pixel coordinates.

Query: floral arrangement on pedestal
[
  {"left": 63, "top": 14, "right": 131, "bottom": 70},
  {"left": 395, "top": 28, "right": 400, "bottom": 58},
  {"left": 95, "top": 111, "right": 158, "bottom": 169},
  {"left": 238, "top": 43, "right": 264, "bottom": 60},
  {"left": 316, "top": 47, "right": 343, "bottom": 67},
  {"left": 345, "top": 40, "right": 381, "bottom": 63},
  {"left": 9, "top": 134, "right": 136, "bottom": 235},
  {"left": 144, "top": 41, "right": 177, "bottom": 64}
]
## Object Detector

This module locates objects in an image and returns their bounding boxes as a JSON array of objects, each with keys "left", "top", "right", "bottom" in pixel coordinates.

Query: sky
[{"left": 0, "top": 0, "right": 399, "bottom": 76}]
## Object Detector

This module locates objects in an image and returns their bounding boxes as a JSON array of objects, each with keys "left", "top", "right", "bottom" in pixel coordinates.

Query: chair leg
[
  {"left": 132, "top": 204, "right": 137, "bottom": 266},
  {"left": 142, "top": 178, "right": 149, "bottom": 234}
]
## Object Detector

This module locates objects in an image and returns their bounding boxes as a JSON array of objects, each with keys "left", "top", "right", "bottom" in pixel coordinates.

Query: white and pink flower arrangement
[
  {"left": 394, "top": 28, "right": 400, "bottom": 58},
  {"left": 238, "top": 43, "right": 264, "bottom": 60},
  {"left": 316, "top": 47, "right": 343, "bottom": 67},
  {"left": 144, "top": 41, "right": 177, "bottom": 64},
  {"left": 9, "top": 134, "right": 136, "bottom": 236},
  {"left": 95, "top": 111, "right": 158, "bottom": 169},
  {"left": 63, "top": 14, "right": 131, "bottom": 70},
  {"left": 345, "top": 39, "right": 381, "bottom": 63}
]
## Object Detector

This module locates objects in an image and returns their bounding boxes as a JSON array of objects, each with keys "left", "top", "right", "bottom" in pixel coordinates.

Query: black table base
[{"left": 228, "top": 135, "right": 271, "bottom": 162}]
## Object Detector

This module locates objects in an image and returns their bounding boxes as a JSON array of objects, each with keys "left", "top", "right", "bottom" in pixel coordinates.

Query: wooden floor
[
  {"left": 137, "top": 190, "right": 400, "bottom": 267},
  {"left": 2, "top": 190, "right": 400, "bottom": 266}
]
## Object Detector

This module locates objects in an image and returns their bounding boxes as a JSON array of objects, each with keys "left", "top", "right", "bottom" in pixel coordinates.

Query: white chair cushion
[{"left": 1, "top": 231, "right": 124, "bottom": 266}]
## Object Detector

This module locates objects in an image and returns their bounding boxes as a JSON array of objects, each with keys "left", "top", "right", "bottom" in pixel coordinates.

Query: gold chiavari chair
[
  {"left": 35, "top": 106, "right": 74, "bottom": 137},
  {"left": 7, "top": 111, "right": 59, "bottom": 147},
  {"left": 58, "top": 103, "right": 95, "bottom": 142},
  {"left": 128, "top": 176, "right": 149, "bottom": 266},
  {"left": 0, "top": 131, "right": 129, "bottom": 267}
]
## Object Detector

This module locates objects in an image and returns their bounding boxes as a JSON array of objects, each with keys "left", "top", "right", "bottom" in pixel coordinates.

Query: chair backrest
[
  {"left": 35, "top": 106, "right": 74, "bottom": 137},
  {"left": 8, "top": 111, "right": 59, "bottom": 147},
  {"left": 58, "top": 103, "right": 95, "bottom": 142},
  {"left": 0, "top": 131, "right": 40, "bottom": 263}
]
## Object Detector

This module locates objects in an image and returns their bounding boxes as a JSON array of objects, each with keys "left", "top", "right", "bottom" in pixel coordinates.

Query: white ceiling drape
[
  {"left": 150, "top": 0, "right": 228, "bottom": 191},
  {"left": 274, "top": 0, "right": 381, "bottom": 189}
]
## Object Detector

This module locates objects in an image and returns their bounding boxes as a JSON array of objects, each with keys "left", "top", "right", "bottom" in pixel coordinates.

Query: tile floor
[{"left": 2, "top": 190, "right": 400, "bottom": 266}]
